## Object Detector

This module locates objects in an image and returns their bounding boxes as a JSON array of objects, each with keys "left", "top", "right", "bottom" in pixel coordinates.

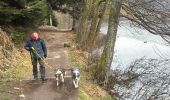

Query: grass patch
[
  {"left": 4, "top": 60, "right": 32, "bottom": 80},
  {"left": 0, "top": 52, "right": 32, "bottom": 100},
  {"left": 68, "top": 49, "right": 114, "bottom": 100}
]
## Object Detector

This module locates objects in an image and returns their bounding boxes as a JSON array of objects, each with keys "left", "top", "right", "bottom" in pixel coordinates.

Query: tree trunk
[
  {"left": 96, "top": 0, "right": 122, "bottom": 87},
  {"left": 77, "top": 0, "right": 92, "bottom": 50},
  {"left": 96, "top": 0, "right": 109, "bottom": 33},
  {"left": 49, "top": 15, "right": 52, "bottom": 26},
  {"left": 77, "top": 0, "right": 108, "bottom": 51},
  {"left": 86, "top": 2, "right": 100, "bottom": 51}
]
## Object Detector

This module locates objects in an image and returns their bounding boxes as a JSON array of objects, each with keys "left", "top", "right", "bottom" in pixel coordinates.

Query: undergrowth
[
  {"left": 0, "top": 30, "right": 32, "bottom": 80},
  {"left": 0, "top": 29, "right": 32, "bottom": 100}
]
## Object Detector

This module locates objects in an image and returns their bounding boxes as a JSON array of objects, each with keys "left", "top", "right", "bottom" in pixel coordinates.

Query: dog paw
[
  {"left": 57, "top": 81, "right": 59, "bottom": 86},
  {"left": 75, "top": 85, "right": 78, "bottom": 88}
]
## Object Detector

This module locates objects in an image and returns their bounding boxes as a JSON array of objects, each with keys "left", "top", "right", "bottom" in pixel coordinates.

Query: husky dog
[
  {"left": 55, "top": 68, "right": 66, "bottom": 86},
  {"left": 72, "top": 68, "right": 80, "bottom": 88}
]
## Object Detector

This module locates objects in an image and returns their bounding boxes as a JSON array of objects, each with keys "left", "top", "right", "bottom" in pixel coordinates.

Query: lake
[{"left": 100, "top": 20, "right": 170, "bottom": 100}]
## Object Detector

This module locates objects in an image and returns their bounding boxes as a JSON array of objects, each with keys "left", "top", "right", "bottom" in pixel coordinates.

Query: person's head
[{"left": 30, "top": 32, "right": 39, "bottom": 40}]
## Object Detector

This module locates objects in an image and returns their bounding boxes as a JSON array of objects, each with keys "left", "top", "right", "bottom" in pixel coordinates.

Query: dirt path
[{"left": 16, "top": 27, "right": 77, "bottom": 100}]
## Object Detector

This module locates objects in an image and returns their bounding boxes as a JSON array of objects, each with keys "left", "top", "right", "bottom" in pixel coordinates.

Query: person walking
[{"left": 24, "top": 32, "right": 47, "bottom": 81}]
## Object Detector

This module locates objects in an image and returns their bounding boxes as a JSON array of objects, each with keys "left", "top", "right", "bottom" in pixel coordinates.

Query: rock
[
  {"left": 19, "top": 94, "right": 25, "bottom": 98},
  {"left": 64, "top": 42, "right": 71, "bottom": 47}
]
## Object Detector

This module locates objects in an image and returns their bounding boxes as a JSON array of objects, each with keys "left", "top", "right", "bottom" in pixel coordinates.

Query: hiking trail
[{"left": 16, "top": 26, "right": 77, "bottom": 100}]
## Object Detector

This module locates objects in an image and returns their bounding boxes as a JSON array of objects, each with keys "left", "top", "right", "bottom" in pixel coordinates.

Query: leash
[{"left": 30, "top": 47, "right": 52, "bottom": 69}]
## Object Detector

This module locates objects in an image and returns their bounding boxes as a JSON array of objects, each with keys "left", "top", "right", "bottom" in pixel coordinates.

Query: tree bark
[
  {"left": 77, "top": 0, "right": 92, "bottom": 50},
  {"left": 77, "top": 0, "right": 108, "bottom": 51},
  {"left": 86, "top": 1, "right": 100, "bottom": 51},
  {"left": 96, "top": 0, "right": 108, "bottom": 33},
  {"left": 96, "top": 0, "right": 122, "bottom": 87},
  {"left": 86, "top": 0, "right": 109, "bottom": 52}
]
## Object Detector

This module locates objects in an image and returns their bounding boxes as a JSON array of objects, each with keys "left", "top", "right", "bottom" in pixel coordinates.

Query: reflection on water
[
  {"left": 100, "top": 20, "right": 170, "bottom": 100},
  {"left": 100, "top": 20, "right": 170, "bottom": 70}
]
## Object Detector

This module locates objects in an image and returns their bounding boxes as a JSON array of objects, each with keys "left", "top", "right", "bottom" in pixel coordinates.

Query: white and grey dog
[
  {"left": 55, "top": 68, "right": 66, "bottom": 86},
  {"left": 72, "top": 68, "right": 80, "bottom": 88}
]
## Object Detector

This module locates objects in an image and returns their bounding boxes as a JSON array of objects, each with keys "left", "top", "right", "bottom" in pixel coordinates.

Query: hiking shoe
[
  {"left": 42, "top": 78, "right": 47, "bottom": 82},
  {"left": 33, "top": 77, "right": 38, "bottom": 80}
]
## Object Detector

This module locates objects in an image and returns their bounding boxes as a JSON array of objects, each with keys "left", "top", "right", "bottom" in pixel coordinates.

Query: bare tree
[
  {"left": 121, "top": 0, "right": 170, "bottom": 43},
  {"left": 77, "top": 0, "right": 108, "bottom": 51},
  {"left": 95, "top": 0, "right": 122, "bottom": 87},
  {"left": 94, "top": 0, "right": 170, "bottom": 86},
  {"left": 76, "top": 0, "right": 170, "bottom": 94},
  {"left": 110, "top": 58, "right": 170, "bottom": 100}
]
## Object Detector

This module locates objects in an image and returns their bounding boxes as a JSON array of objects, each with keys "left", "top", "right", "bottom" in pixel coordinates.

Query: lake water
[
  {"left": 100, "top": 20, "right": 170, "bottom": 70},
  {"left": 100, "top": 20, "right": 170, "bottom": 100}
]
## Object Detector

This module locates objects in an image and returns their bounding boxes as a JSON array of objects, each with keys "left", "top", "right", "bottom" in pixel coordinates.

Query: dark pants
[{"left": 32, "top": 58, "right": 46, "bottom": 80}]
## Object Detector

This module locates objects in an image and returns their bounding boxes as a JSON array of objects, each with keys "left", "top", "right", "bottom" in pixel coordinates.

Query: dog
[
  {"left": 71, "top": 68, "right": 80, "bottom": 88},
  {"left": 55, "top": 68, "right": 66, "bottom": 86}
]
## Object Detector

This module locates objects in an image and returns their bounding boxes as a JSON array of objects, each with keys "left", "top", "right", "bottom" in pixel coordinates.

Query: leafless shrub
[
  {"left": 110, "top": 58, "right": 170, "bottom": 100},
  {"left": 121, "top": 0, "right": 170, "bottom": 43}
]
